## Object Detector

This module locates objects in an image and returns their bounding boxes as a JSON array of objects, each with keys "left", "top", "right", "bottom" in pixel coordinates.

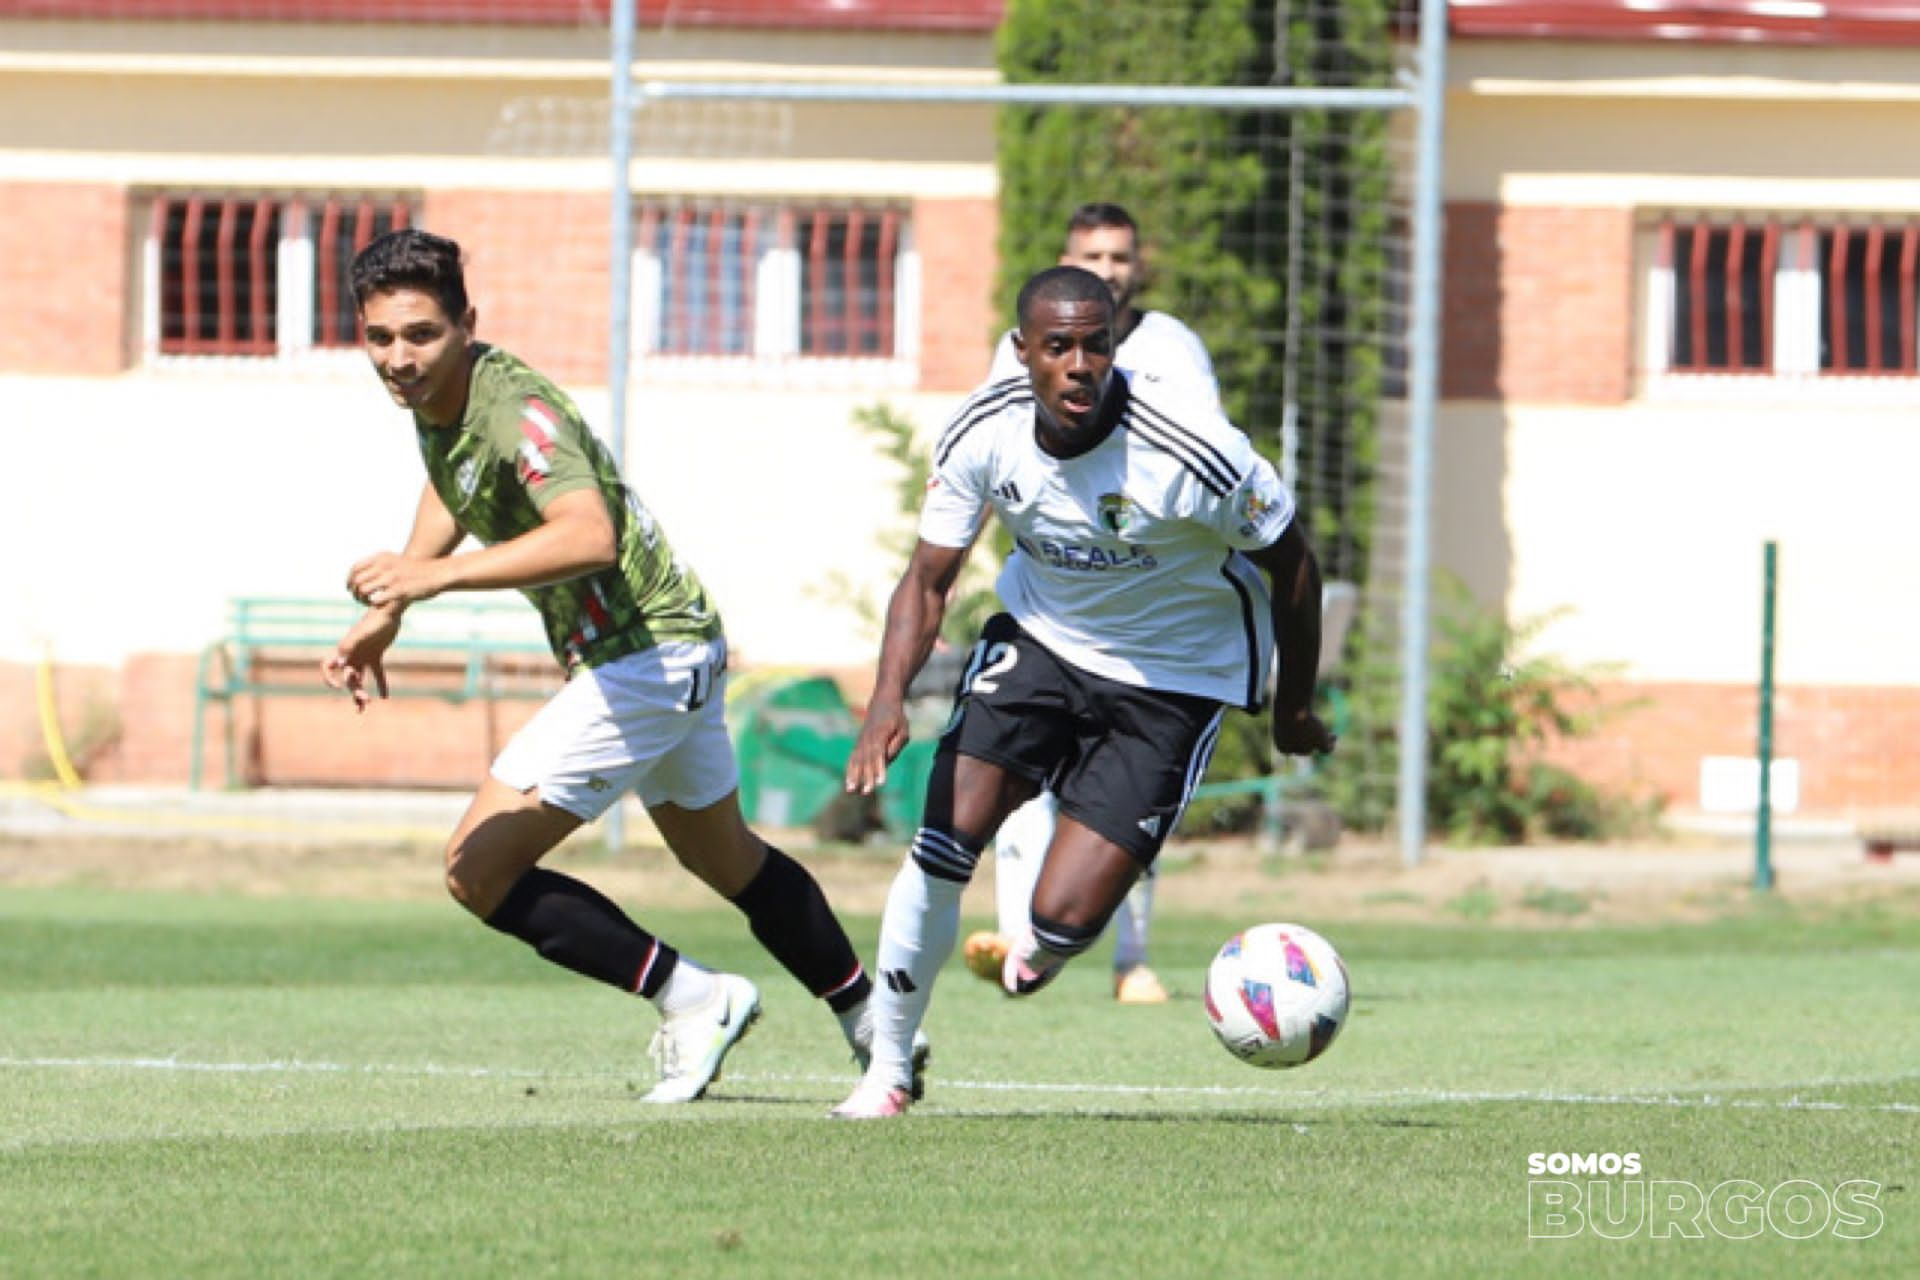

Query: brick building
[
  {"left": 1439, "top": 1, "right": 1920, "bottom": 820},
  {"left": 1, "top": 0, "right": 1915, "bottom": 822}
]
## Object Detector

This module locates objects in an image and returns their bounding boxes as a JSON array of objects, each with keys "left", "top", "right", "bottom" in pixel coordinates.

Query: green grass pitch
[{"left": 2, "top": 886, "right": 1914, "bottom": 1278}]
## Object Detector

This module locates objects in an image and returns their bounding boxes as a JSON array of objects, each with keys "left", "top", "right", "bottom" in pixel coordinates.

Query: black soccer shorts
[{"left": 934, "top": 613, "right": 1225, "bottom": 864}]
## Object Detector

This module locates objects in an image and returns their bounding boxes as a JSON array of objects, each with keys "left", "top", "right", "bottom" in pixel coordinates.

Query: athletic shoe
[
  {"left": 1114, "top": 965, "right": 1170, "bottom": 1005},
  {"left": 850, "top": 1013, "right": 934, "bottom": 1102},
  {"left": 642, "top": 973, "right": 761, "bottom": 1104},
  {"left": 1001, "top": 932, "right": 1065, "bottom": 997},
  {"left": 830, "top": 1080, "right": 912, "bottom": 1120},
  {"left": 962, "top": 930, "right": 1009, "bottom": 982}
]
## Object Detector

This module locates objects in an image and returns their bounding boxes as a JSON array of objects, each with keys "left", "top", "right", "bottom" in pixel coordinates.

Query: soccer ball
[{"left": 1204, "top": 922, "right": 1349, "bottom": 1069}]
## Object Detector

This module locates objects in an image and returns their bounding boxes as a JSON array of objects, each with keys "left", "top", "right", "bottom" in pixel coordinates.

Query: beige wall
[
  {"left": 0, "top": 367, "right": 944, "bottom": 673},
  {"left": 1439, "top": 38, "right": 1920, "bottom": 683},
  {"left": 1447, "top": 40, "right": 1920, "bottom": 207},
  {"left": 1436, "top": 397, "right": 1920, "bottom": 687}
]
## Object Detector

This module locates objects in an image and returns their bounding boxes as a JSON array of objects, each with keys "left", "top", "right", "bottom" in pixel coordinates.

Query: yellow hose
[
  {"left": 10, "top": 649, "right": 440, "bottom": 843},
  {"left": 35, "top": 648, "right": 83, "bottom": 790}
]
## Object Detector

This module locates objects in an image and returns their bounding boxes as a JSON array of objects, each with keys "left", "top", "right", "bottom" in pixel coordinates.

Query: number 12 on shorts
[
  {"left": 960, "top": 639, "right": 1019, "bottom": 696},
  {"left": 941, "top": 637, "right": 1018, "bottom": 736}
]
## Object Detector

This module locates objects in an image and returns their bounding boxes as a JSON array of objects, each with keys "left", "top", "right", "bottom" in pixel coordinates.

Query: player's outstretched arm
[
  {"left": 343, "top": 481, "right": 465, "bottom": 610},
  {"left": 1246, "top": 521, "right": 1336, "bottom": 757},
  {"left": 845, "top": 539, "right": 967, "bottom": 795},
  {"left": 401, "top": 479, "right": 466, "bottom": 562},
  {"left": 327, "top": 481, "right": 460, "bottom": 710},
  {"left": 349, "top": 489, "right": 615, "bottom": 608}
]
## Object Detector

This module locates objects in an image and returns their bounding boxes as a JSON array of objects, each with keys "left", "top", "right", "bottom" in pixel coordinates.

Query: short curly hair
[
  {"left": 1015, "top": 265, "right": 1115, "bottom": 331},
  {"left": 348, "top": 228, "right": 470, "bottom": 321}
]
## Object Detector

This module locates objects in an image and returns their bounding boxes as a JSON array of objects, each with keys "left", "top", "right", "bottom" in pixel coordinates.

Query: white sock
[
  {"left": 836, "top": 998, "right": 868, "bottom": 1052},
  {"left": 867, "top": 859, "right": 964, "bottom": 1090},
  {"left": 993, "top": 792, "right": 1055, "bottom": 938},
  {"left": 651, "top": 957, "right": 717, "bottom": 1016},
  {"left": 1112, "top": 870, "right": 1156, "bottom": 974}
]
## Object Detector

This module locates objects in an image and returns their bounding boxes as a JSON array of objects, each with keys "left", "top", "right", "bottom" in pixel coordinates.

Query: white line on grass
[{"left": 4, "top": 1056, "right": 1917, "bottom": 1114}]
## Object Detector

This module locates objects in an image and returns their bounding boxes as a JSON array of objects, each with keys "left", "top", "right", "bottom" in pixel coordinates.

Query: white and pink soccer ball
[{"left": 1204, "top": 922, "right": 1350, "bottom": 1069}]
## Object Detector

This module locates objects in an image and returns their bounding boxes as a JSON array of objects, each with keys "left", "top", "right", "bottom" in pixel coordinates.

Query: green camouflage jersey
[{"left": 414, "top": 344, "right": 722, "bottom": 672}]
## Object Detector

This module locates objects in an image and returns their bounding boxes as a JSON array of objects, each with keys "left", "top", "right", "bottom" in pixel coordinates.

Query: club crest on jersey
[
  {"left": 1097, "top": 493, "right": 1137, "bottom": 535},
  {"left": 1238, "top": 487, "right": 1276, "bottom": 526}
]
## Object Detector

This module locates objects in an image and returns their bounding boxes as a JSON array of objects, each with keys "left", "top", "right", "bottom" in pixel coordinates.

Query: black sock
[
  {"left": 484, "top": 867, "right": 679, "bottom": 998},
  {"left": 730, "top": 846, "right": 870, "bottom": 1013}
]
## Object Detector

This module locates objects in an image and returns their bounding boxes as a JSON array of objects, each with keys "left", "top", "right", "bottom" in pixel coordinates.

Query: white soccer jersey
[
  {"left": 920, "top": 369, "right": 1295, "bottom": 710},
  {"left": 986, "top": 310, "right": 1221, "bottom": 411}
]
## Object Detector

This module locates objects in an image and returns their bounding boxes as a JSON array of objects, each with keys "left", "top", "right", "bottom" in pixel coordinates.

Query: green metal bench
[{"left": 191, "top": 595, "right": 557, "bottom": 790}]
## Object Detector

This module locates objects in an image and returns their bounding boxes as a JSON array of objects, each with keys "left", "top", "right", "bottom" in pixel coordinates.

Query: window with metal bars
[
  {"left": 636, "top": 202, "right": 906, "bottom": 361},
  {"left": 797, "top": 208, "right": 898, "bottom": 358},
  {"left": 147, "top": 194, "right": 412, "bottom": 358},
  {"left": 1655, "top": 214, "right": 1920, "bottom": 377}
]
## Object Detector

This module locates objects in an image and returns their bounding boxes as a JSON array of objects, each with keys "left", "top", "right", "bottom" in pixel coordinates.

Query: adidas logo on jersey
[{"left": 992, "top": 480, "right": 1023, "bottom": 504}]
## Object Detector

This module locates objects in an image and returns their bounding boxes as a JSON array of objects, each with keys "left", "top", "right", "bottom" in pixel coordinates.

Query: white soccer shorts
[{"left": 492, "top": 638, "right": 737, "bottom": 821}]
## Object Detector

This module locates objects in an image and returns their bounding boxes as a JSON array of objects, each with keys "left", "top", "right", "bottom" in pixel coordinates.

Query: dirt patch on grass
[
  {"left": 6, "top": 823, "right": 1918, "bottom": 927},
  {"left": 1152, "top": 834, "right": 1920, "bottom": 927}
]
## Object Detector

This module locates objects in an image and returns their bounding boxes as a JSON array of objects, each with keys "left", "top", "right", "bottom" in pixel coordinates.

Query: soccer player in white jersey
[
  {"left": 832, "top": 266, "right": 1333, "bottom": 1119},
  {"left": 968, "top": 203, "right": 1223, "bottom": 1005}
]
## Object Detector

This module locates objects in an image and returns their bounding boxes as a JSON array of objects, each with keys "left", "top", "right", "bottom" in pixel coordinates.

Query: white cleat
[
  {"left": 830, "top": 1080, "right": 912, "bottom": 1120},
  {"left": 850, "top": 1013, "right": 933, "bottom": 1102},
  {"left": 642, "top": 973, "right": 761, "bottom": 1104}
]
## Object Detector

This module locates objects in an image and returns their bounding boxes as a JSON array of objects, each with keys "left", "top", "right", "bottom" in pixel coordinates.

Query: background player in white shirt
[
  {"left": 833, "top": 266, "right": 1333, "bottom": 1118},
  {"left": 969, "top": 203, "right": 1224, "bottom": 1005},
  {"left": 984, "top": 202, "right": 1218, "bottom": 409}
]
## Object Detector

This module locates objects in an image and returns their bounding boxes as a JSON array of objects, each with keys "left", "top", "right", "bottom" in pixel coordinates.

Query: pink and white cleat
[
  {"left": 830, "top": 1080, "right": 913, "bottom": 1120},
  {"left": 1001, "top": 932, "right": 1066, "bottom": 997}
]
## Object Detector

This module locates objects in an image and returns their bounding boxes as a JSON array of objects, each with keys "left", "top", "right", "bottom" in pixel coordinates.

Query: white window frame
[
  {"left": 630, "top": 200, "right": 919, "bottom": 390},
  {"left": 139, "top": 193, "right": 409, "bottom": 368},
  {"left": 1642, "top": 213, "right": 1920, "bottom": 404}
]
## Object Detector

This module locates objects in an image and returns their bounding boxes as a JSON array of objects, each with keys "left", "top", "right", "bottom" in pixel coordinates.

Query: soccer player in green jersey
[{"left": 322, "top": 228, "right": 923, "bottom": 1103}]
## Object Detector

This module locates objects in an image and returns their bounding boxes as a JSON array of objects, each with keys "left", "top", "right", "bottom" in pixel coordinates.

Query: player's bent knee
[
  {"left": 910, "top": 825, "right": 985, "bottom": 884},
  {"left": 444, "top": 859, "right": 491, "bottom": 917},
  {"left": 1031, "top": 909, "right": 1102, "bottom": 959},
  {"left": 444, "top": 865, "right": 480, "bottom": 915},
  {"left": 444, "top": 847, "right": 517, "bottom": 919}
]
